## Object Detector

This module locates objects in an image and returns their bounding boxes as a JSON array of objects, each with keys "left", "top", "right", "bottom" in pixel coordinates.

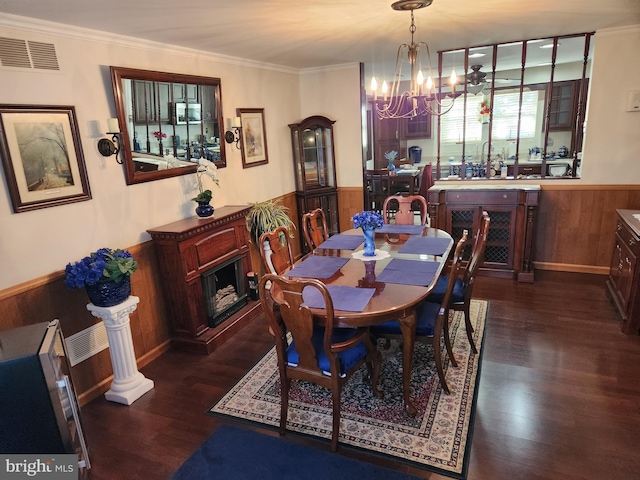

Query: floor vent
[
  {"left": 0, "top": 37, "right": 60, "bottom": 71},
  {"left": 65, "top": 322, "right": 109, "bottom": 367}
]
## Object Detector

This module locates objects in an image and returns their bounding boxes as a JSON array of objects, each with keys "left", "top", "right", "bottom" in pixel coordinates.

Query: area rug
[
  {"left": 210, "top": 300, "right": 488, "bottom": 479},
  {"left": 171, "top": 423, "right": 423, "bottom": 479}
]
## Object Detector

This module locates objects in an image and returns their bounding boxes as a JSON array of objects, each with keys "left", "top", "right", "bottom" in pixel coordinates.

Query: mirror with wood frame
[{"left": 109, "top": 66, "right": 226, "bottom": 185}]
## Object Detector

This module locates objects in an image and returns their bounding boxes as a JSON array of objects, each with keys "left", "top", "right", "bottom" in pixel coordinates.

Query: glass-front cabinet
[{"left": 289, "top": 115, "right": 339, "bottom": 252}]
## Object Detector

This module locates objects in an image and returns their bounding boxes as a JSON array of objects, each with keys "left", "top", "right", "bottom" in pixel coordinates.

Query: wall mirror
[
  {"left": 437, "top": 32, "right": 593, "bottom": 180},
  {"left": 109, "top": 66, "right": 226, "bottom": 185}
]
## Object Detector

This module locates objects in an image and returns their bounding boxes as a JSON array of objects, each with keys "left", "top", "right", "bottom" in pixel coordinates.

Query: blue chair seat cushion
[
  {"left": 371, "top": 301, "right": 441, "bottom": 337},
  {"left": 426, "top": 275, "right": 465, "bottom": 304},
  {"left": 286, "top": 327, "right": 367, "bottom": 378}
]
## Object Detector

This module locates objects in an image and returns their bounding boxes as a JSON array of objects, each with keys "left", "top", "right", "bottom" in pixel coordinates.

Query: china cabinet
[
  {"left": 289, "top": 115, "right": 339, "bottom": 251},
  {"left": 427, "top": 184, "right": 540, "bottom": 282},
  {"left": 606, "top": 209, "right": 640, "bottom": 335}
]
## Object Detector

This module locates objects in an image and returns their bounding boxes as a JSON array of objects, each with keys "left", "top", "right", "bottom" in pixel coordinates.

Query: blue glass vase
[
  {"left": 362, "top": 227, "right": 376, "bottom": 257},
  {"left": 85, "top": 276, "right": 131, "bottom": 307},
  {"left": 196, "top": 200, "right": 214, "bottom": 218}
]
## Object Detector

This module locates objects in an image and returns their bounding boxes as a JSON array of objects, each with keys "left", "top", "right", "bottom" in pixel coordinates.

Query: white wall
[
  {"left": 0, "top": 17, "right": 316, "bottom": 289},
  {"left": 581, "top": 25, "right": 640, "bottom": 183},
  {"left": 299, "top": 65, "right": 364, "bottom": 187}
]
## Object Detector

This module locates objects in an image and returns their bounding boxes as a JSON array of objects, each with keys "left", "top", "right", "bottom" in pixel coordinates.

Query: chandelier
[{"left": 370, "top": 0, "right": 458, "bottom": 120}]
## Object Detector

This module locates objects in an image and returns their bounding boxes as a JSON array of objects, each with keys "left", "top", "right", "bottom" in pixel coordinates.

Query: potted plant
[
  {"left": 245, "top": 200, "right": 296, "bottom": 246},
  {"left": 65, "top": 248, "right": 138, "bottom": 307},
  {"left": 192, "top": 158, "right": 220, "bottom": 217}
]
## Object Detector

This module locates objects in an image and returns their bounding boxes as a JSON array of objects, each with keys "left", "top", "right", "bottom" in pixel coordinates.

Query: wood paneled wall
[
  {"left": 2, "top": 185, "right": 637, "bottom": 404},
  {"left": 534, "top": 185, "right": 640, "bottom": 274}
]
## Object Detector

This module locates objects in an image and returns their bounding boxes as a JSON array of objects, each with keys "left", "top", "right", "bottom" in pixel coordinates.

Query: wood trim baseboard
[
  {"left": 76, "top": 339, "right": 171, "bottom": 406},
  {"left": 533, "top": 261, "right": 609, "bottom": 275}
]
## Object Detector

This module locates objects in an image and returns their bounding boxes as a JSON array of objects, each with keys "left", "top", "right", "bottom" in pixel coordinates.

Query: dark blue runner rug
[{"left": 171, "top": 423, "right": 420, "bottom": 480}]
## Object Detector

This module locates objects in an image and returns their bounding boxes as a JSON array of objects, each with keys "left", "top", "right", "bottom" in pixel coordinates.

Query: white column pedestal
[{"left": 86, "top": 296, "right": 154, "bottom": 405}]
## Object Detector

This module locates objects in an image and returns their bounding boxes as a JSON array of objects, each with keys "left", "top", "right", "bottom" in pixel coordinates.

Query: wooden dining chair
[
  {"left": 382, "top": 194, "right": 428, "bottom": 225},
  {"left": 302, "top": 208, "right": 329, "bottom": 251},
  {"left": 427, "top": 212, "right": 490, "bottom": 354},
  {"left": 259, "top": 273, "right": 382, "bottom": 452},
  {"left": 259, "top": 226, "right": 295, "bottom": 275},
  {"left": 365, "top": 169, "right": 391, "bottom": 212},
  {"left": 371, "top": 231, "right": 468, "bottom": 394}
]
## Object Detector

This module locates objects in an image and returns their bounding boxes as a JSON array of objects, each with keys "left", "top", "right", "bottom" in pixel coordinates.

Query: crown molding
[
  {"left": 595, "top": 24, "right": 640, "bottom": 37},
  {"left": 0, "top": 12, "right": 302, "bottom": 75}
]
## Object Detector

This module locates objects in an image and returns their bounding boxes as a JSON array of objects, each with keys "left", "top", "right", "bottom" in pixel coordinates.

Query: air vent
[
  {"left": 28, "top": 41, "right": 59, "bottom": 70},
  {"left": 65, "top": 321, "right": 109, "bottom": 366},
  {"left": 0, "top": 37, "right": 60, "bottom": 71}
]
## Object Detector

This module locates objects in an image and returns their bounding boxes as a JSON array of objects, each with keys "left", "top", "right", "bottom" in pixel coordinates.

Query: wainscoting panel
[
  {"left": 337, "top": 187, "right": 364, "bottom": 233},
  {"left": 535, "top": 185, "right": 640, "bottom": 272}
]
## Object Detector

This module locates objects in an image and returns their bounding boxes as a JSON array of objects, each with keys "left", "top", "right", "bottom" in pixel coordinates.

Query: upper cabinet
[{"left": 370, "top": 101, "right": 431, "bottom": 168}]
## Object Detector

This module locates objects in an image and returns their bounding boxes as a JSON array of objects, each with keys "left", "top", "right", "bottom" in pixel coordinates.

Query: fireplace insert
[{"left": 201, "top": 256, "right": 248, "bottom": 328}]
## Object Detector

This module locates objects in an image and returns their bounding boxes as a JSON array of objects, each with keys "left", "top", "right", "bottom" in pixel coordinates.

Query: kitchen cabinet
[
  {"left": 427, "top": 184, "right": 540, "bottom": 282},
  {"left": 606, "top": 209, "right": 640, "bottom": 335},
  {"left": 289, "top": 115, "right": 339, "bottom": 252},
  {"left": 370, "top": 100, "right": 431, "bottom": 169},
  {"left": 173, "top": 83, "right": 199, "bottom": 103},
  {"left": 132, "top": 80, "right": 170, "bottom": 124}
]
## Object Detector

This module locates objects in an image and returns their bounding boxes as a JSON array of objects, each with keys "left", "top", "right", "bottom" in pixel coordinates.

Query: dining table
[{"left": 280, "top": 224, "right": 454, "bottom": 416}]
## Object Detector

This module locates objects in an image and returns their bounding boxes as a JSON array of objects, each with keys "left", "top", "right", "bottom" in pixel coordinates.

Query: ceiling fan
[{"left": 463, "top": 65, "right": 519, "bottom": 95}]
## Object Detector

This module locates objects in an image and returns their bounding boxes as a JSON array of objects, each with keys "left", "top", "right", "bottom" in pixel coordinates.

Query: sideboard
[
  {"left": 427, "top": 183, "right": 540, "bottom": 282},
  {"left": 147, "top": 205, "right": 262, "bottom": 354},
  {"left": 606, "top": 209, "right": 640, "bottom": 335}
]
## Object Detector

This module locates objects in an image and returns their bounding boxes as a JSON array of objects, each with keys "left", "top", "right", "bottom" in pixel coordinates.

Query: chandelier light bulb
[
  {"left": 371, "top": 77, "right": 378, "bottom": 100},
  {"left": 450, "top": 69, "right": 457, "bottom": 85},
  {"left": 381, "top": 80, "right": 388, "bottom": 101},
  {"left": 416, "top": 70, "right": 424, "bottom": 95},
  {"left": 426, "top": 75, "right": 433, "bottom": 92}
]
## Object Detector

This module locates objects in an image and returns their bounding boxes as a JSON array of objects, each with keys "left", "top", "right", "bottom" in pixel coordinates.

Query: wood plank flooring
[{"left": 80, "top": 271, "right": 640, "bottom": 480}]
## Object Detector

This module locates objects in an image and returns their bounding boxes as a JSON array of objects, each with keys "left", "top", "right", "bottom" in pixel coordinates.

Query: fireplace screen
[{"left": 201, "top": 256, "right": 247, "bottom": 328}]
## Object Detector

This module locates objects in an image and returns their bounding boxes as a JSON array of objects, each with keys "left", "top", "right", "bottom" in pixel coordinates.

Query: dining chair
[
  {"left": 302, "top": 208, "right": 329, "bottom": 251},
  {"left": 382, "top": 194, "right": 428, "bottom": 225},
  {"left": 259, "top": 273, "right": 382, "bottom": 452},
  {"left": 371, "top": 231, "right": 468, "bottom": 394},
  {"left": 259, "top": 226, "right": 295, "bottom": 275},
  {"left": 427, "top": 211, "right": 490, "bottom": 354},
  {"left": 364, "top": 169, "right": 391, "bottom": 212}
]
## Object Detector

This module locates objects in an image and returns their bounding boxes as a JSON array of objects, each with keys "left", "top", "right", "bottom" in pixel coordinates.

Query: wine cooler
[{"left": 0, "top": 320, "right": 90, "bottom": 476}]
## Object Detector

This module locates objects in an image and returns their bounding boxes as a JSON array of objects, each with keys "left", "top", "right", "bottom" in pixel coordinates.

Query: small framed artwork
[
  {"left": 237, "top": 108, "right": 269, "bottom": 168},
  {"left": 0, "top": 105, "right": 91, "bottom": 213}
]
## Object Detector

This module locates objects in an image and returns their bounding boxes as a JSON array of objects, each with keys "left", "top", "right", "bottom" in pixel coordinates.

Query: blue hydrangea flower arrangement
[
  {"left": 65, "top": 248, "right": 137, "bottom": 289},
  {"left": 351, "top": 211, "right": 384, "bottom": 230}
]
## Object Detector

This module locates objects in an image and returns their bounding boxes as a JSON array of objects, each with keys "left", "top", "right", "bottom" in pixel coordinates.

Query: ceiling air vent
[{"left": 0, "top": 37, "right": 60, "bottom": 71}]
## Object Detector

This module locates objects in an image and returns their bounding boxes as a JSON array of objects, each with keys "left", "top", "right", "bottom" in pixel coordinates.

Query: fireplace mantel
[{"left": 147, "top": 205, "right": 261, "bottom": 354}]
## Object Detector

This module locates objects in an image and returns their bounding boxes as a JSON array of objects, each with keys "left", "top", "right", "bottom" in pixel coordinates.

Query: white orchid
[{"left": 193, "top": 158, "right": 220, "bottom": 203}]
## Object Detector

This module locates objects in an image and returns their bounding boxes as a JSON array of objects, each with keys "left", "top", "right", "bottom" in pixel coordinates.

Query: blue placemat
[
  {"left": 377, "top": 224, "right": 424, "bottom": 235},
  {"left": 377, "top": 258, "right": 440, "bottom": 286},
  {"left": 286, "top": 256, "right": 349, "bottom": 279},
  {"left": 302, "top": 285, "right": 375, "bottom": 312},
  {"left": 317, "top": 234, "right": 363, "bottom": 251},
  {"left": 398, "top": 236, "right": 451, "bottom": 255}
]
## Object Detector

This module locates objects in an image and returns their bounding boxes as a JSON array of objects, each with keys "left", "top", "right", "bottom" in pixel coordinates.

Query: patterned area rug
[{"left": 210, "top": 300, "right": 488, "bottom": 479}]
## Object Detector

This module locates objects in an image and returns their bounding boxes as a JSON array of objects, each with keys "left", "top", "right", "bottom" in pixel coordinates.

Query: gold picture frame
[
  {"left": 0, "top": 105, "right": 91, "bottom": 212},
  {"left": 237, "top": 108, "right": 268, "bottom": 168}
]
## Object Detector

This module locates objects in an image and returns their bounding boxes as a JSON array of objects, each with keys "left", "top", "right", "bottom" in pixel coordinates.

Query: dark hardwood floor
[{"left": 81, "top": 271, "right": 640, "bottom": 480}]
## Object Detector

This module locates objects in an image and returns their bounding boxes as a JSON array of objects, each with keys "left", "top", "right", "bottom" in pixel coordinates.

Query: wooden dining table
[{"left": 280, "top": 225, "right": 454, "bottom": 416}]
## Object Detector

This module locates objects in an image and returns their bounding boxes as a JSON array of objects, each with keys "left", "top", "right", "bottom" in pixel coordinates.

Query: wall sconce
[
  {"left": 98, "top": 118, "right": 123, "bottom": 164},
  {"left": 224, "top": 116, "right": 241, "bottom": 149}
]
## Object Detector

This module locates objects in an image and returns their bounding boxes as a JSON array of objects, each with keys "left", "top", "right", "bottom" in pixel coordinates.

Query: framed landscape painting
[
  {"left": 0, "top": 105, "right": 91, "bottom": 213},
  {"left": 237, "top": 108, "right": 268, "bottom": 168}
]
